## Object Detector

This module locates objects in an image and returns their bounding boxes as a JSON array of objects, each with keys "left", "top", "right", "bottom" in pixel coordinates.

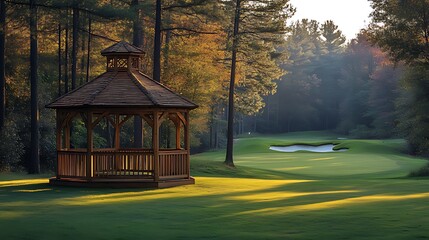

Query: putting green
[
  {"left": 194, "top": 134, "right": 426, "bottom": 178},
  {"left": 1, "top": 132, "right": 429, "bottom": 239}
]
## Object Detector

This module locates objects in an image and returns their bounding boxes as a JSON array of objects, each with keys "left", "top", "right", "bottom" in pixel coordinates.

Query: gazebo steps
[{"left": 49, "top": 177, "right": 195, "bottom": 188}]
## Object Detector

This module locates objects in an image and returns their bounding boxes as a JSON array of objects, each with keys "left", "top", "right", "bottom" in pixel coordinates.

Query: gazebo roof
[
  {"left": 101, "top": 41, "right": 145, "bottom": 56},
  {"left": 47, "top": 41, "right": 197, "bottom": 109},
  {"left": 47, "top": 70, "right": 197, "bottom": 109}
]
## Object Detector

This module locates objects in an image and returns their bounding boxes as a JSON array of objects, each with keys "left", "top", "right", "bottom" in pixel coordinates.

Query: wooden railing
[
  {"left": 56, "top": 149, "right": 189, "bottom": 180},
  {"left": 159, "top": 150, "right": 189, "bottom": 180},
  {"left": 93, "top": 149, "right": 154, "bottom": 178},
  {"left": 57, "top": 150, "right": 87, "bottom": 178}
]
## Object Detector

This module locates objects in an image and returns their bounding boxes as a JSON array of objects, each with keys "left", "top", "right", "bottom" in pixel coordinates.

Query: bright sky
[{"left": 289, "top": 0, "right": 373, "bottom": 40}]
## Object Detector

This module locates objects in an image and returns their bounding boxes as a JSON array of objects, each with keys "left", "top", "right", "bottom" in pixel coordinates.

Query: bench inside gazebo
[{"left": 47, "top": 41, "right": 198, "bottom": 188}]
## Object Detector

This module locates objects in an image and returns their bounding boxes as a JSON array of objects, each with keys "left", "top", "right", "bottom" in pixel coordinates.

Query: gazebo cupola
[
  {"left": 46, "top": 41, "right": 198, "bottom": 188},
  {"left": 101, "top": 41, "right": 144, "bottom": 72}
]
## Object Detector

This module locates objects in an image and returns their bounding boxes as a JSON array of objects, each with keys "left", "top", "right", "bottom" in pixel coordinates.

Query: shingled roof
[
  {"left": 46, "top": 70, "right": 197, "bottom": 109},
  {"left": 101, "top": 41, "right": 145, "bottom": 56},
  {"left": 47, "top": 41, "right": 197, "bottom": 109}
]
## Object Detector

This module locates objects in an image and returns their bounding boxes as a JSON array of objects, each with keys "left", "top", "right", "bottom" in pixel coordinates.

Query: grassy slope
[{"left": 1, "top": 132, "right": 429, "bottom": 239}]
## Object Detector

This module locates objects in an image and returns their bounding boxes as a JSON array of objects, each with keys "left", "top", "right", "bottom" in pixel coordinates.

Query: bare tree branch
[
  {"left": 163, "top": 27, "right": 218, "bottom": 35},
  {"left": 79, "top": 27, "right": 119, "bottom": 43},
  {"left": 5, "top": 0, "right": 125, "bottom": 20}
]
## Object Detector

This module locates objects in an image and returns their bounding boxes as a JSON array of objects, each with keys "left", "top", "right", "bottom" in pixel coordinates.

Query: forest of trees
[
  {"left": 246, "top": 0, "right": 429, "bottom": 157},
  {"left": 253, "top": 21, "right": 398, "bottom": 137},
  {"left": 0, "top": 0, "right": 428, "bottom": 172}
]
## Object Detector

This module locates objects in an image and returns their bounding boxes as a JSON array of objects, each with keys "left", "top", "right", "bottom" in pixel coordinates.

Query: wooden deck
[{"left": 53, "top": 149, "right": 193, "bottom": 188}]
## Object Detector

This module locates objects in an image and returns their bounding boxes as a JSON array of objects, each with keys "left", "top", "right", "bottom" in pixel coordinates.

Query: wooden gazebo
[{"left": 47, "top": 41, "right": 198, "bottom": 188}]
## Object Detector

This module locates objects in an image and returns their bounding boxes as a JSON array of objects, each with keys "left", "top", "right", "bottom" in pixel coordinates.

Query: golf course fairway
[{"left": 1, "top": 132, "right": 429, "bottom": 239}]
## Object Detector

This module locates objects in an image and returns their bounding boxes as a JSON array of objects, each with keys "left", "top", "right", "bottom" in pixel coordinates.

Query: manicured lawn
[{"left": 1, "top": 132, "right": 429, "bottom": 239}]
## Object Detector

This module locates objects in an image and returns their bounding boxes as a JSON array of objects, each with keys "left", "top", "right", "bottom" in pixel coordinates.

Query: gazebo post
[
  {"left": 153, "top": 111, "right": 160, "bottom": 181},
  {"left": 114, "top": 114, "right": 120, "bottom": 171},
  {"left": 141, "top": 118, "right": 145, "bottom": 147},
  {"left": 185, "top": 111, "right": 190, "bottom": 179},
  {"left": 86, "top": 111, "right": 93, "bottom": 179},
  {"left": 55, "top": 110, "right": 62, "bottom": 179}
]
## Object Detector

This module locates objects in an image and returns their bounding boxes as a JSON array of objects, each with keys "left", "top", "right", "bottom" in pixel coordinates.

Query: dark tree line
[
  {"left": 0, "top": 0, "right": 174, "bottom": 172},
  {"left": 4, "top": 0, "right": 427, "bottom": 173},
  {"left": 0, "top": 0, "right": 293, "bottom": 171}
]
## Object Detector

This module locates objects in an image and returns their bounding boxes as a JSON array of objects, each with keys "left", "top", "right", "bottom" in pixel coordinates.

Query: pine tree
[
  {"left": 225, "top": 0, "right": 241, "bottom": 167},
  {"left": 71, "top": 1, "right": 79, "bottom": 90},
  {"left": 29, "top": 0, "right": 40, "bottom": 174},
  {"left": 321, "top": 20, "right": 345, "bottom": 54},
  {"left": 276, "top": 19, "right": 322, "bottom": 132},
  {"left": 368, "top": 0, "right": 429, "bottom": 65},
  {"left": 224, "top": 0, "right": 294, "bottom": 166},
  {"left": 369, "top": 0, "right": 429, "bottom": 153},
  {"left": 132, "top": 0, "right": 143, "bottom": 148},
  {"left": 153, "top": 0, "right": 162, "bottom": 82},
  {"left": 0, "top": 0, "right": 5, "bottom": 131},
  {"left": 317, "top": 20, "right": 345, "bottom": 129}
]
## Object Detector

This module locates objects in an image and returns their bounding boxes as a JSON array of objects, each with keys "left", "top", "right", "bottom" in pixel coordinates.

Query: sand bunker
[{"left": 269, "top": 144, "right": 347, "bottom": 153}]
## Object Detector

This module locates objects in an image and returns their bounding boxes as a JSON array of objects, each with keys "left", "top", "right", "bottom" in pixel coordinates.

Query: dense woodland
[{"left": 0, "top": 0, "right": 428, "bottom": 172}]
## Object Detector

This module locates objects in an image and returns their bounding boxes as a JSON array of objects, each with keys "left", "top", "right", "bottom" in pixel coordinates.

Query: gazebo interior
[{"left": 47, "top": 41, "right": 197, "bottom": 188}]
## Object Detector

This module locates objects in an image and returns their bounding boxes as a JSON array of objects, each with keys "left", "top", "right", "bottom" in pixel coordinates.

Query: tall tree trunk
[
  {"left": 29, "top": 0, "right": 39, "bottom": 174},
  {"left": 79, "top": 18, "right": 85, "bottom": 86},
  {"left": 163, "top": 10, "right": 171, "bottom": 69},
  {"left": 153, "top": 0, "right": 161, "bottom": 82},
  {"left": 132, "top": 0, "right": 143, "bottom": 148},
  {"left": 58, "top": 23, "right": 61, "bottom": 97},
  {"left": 64, "top": 12, "right": 69, "bottom": 93},
  {"left": 132, "top": 0, "right": 143, "bottom": 47},
  {"left": 224, "top": 0, "right": 241, "bottom": 167},
  {"left": 0, "top": 0, "right": 5, "bottom": 131},
  {"left": 164, "top": 29, "right": 171, "bottom": 68},
  {"left": 71, "top": 5, "right": 79, "bottom": 90},
  {"left": 86, "top": 17, "right": 91, "bottom": 83}
]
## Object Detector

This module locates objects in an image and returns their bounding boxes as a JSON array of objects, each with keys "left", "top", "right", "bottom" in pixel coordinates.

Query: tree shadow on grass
[
  {"left": 2, "top": 176, "right": 429, "bottom": 212},
  {"left": 1, "top": 175, "right": 429, "bottom": 239}
]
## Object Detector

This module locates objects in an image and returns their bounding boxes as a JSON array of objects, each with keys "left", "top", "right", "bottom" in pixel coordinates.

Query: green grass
[{"left": 1, "top": 132, "right": 429, "bottom": 239}]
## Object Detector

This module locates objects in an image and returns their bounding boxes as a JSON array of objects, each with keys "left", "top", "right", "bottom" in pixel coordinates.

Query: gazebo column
[
  {"left": 153, "top": 111, "right": 160, "bottom": 181},
  {"left": 185, "top": 111, "right": 190, "bottom": 179},
  {"left": 86, "top": 111, "right": 93, "bottom": 179},
  {"left": 55, "top": 110, "right": 62, "bottom": 178},
  {"left": 114, "top": 114, "right": 121, "bottom": 171}
]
